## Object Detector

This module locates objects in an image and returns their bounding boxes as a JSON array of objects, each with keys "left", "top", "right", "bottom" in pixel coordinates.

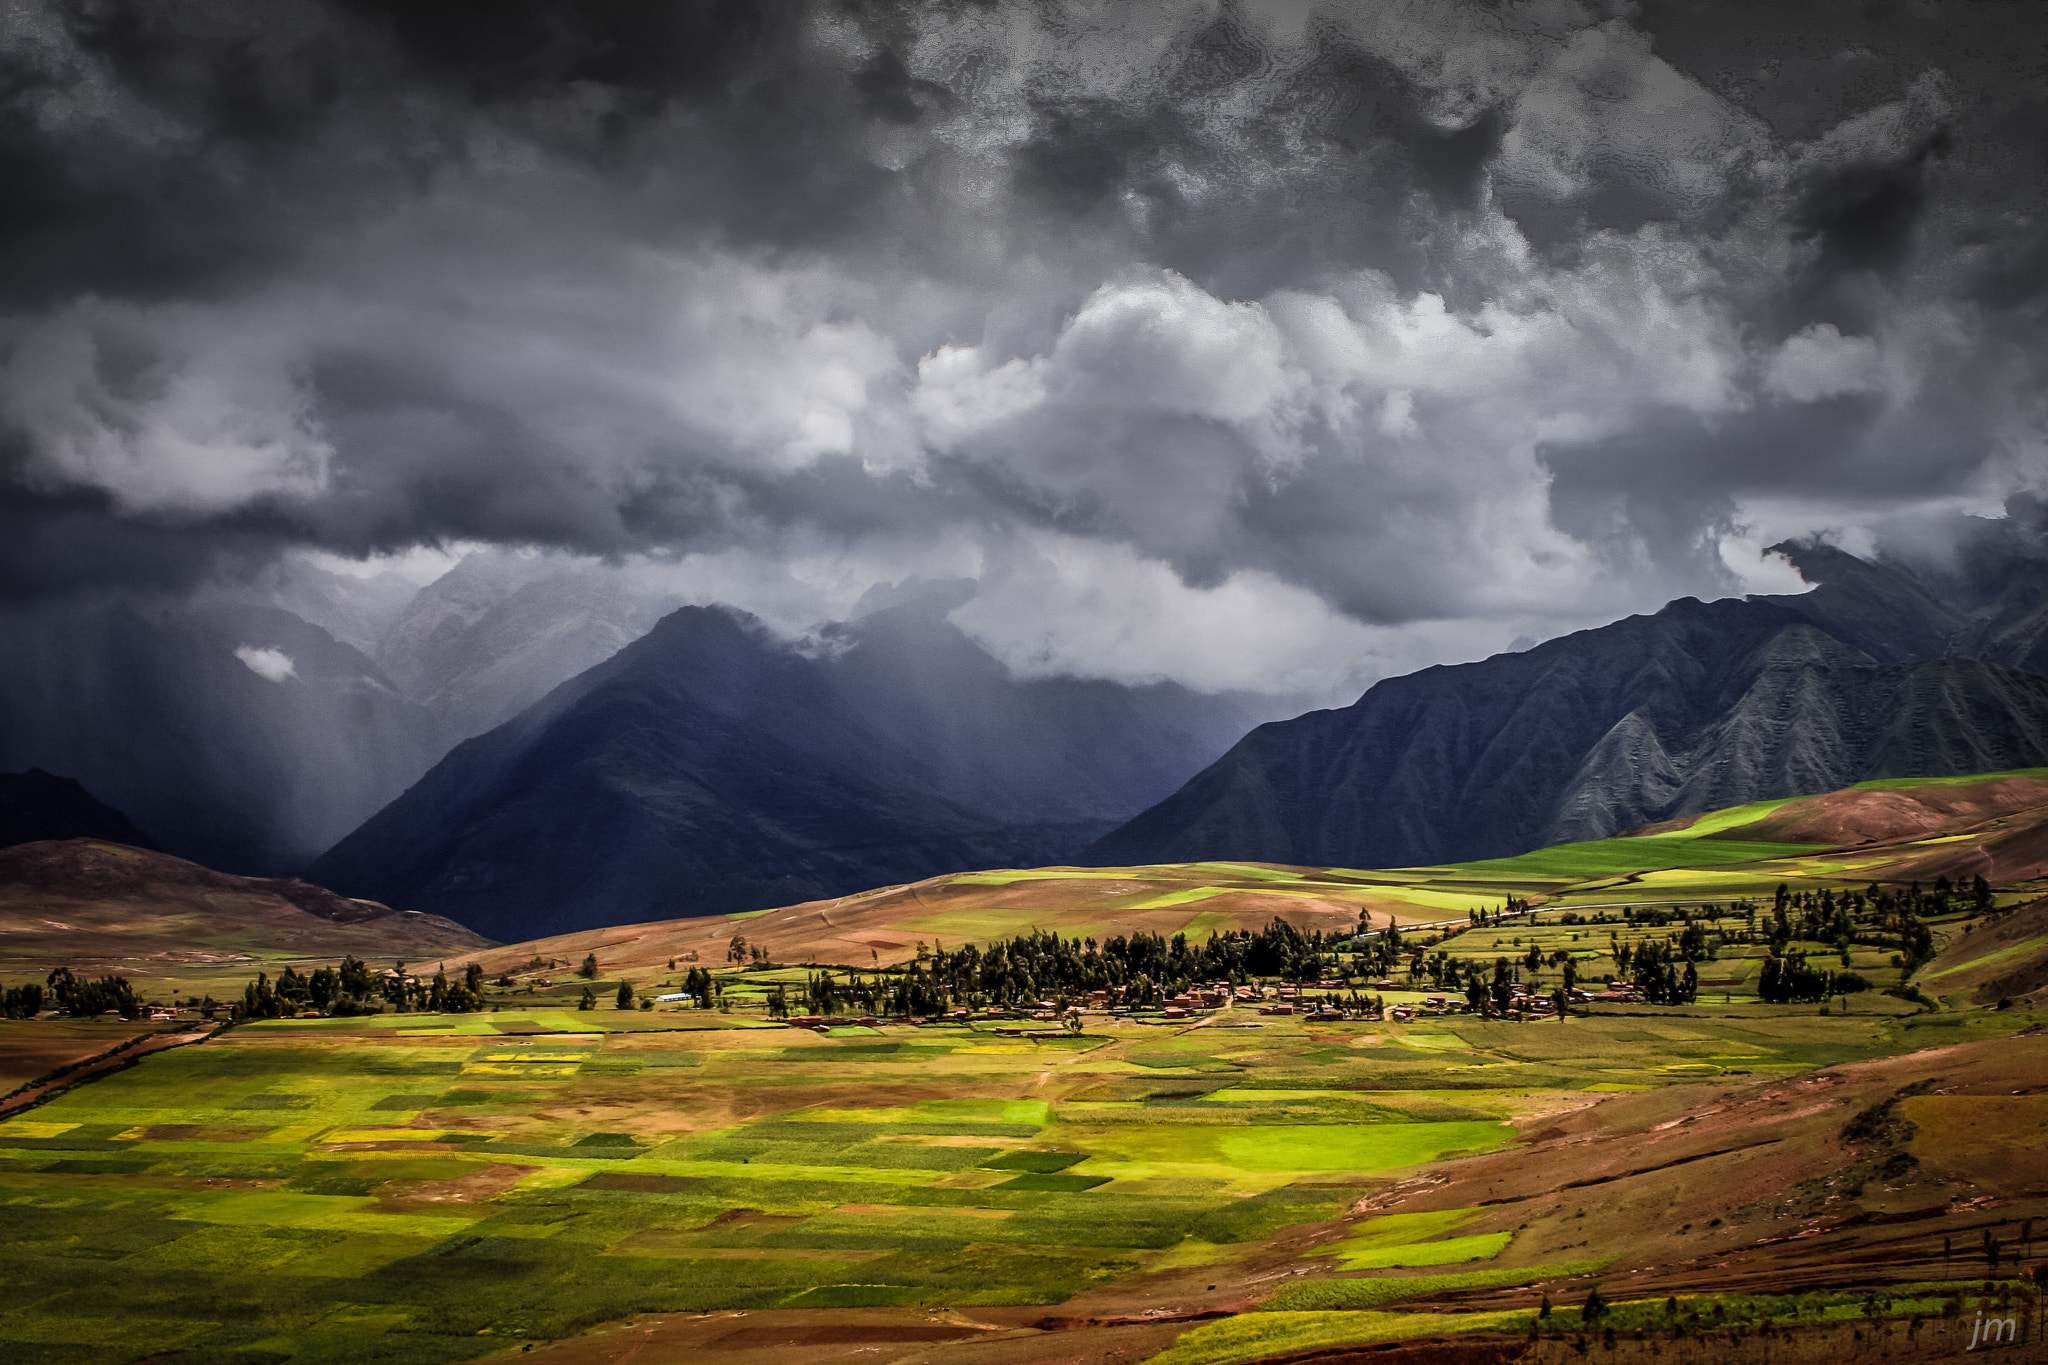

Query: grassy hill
[
  {"left": 455, "top": 767, "right": 2048, "bottom": 988},
  {"left": 0, "top": 839, "right": 494, "bottom": 1003}
]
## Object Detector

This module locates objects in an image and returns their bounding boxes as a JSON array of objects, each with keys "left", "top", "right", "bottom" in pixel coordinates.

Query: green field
[
  {"left": 4, "top": 977, "right": 2038, "bottom": 1365},
  {"left": 5, "top": 769, "right": 2048, "bottom": 1363}
]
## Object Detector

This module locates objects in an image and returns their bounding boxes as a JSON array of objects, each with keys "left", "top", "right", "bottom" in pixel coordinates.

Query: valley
[
  {"left": 8, "top": 9, "right": 2048, "bottom": 1362},
  {"left": 1, "top": 770, "right": 2045, "bottom": 1363}
]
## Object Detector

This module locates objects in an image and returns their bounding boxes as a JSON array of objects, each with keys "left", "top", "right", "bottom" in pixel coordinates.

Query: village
[{"left": 771, "top": 975, "right": 1643, "bottom": 1037}]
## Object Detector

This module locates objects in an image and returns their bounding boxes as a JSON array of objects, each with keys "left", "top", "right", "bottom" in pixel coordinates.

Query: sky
[{"left": 2, "top": 0, "right": 2044, "bottom": 698}]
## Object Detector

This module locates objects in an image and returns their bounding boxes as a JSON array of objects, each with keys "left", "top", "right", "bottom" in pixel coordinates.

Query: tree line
[{"left": 231, "top": 958, "right": 486, "bottom": 1019}]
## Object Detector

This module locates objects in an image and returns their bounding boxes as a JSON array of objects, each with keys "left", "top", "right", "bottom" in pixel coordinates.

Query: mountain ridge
[
  {"left": 310, "top": 598, "right": 1278, "bottom": 941},
  {"left": 1085, "top": 595, "right": 2048, "bottom": 870}
]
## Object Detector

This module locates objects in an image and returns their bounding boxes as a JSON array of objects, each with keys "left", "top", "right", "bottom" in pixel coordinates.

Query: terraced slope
[{"left": 1632, "top": 768, "right": 2048, "bottom": 887}]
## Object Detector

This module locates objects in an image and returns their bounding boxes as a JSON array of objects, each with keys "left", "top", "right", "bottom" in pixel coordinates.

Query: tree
[
  {"left": 727, "top": 935, "right": 748, "bottom": 965},
  {"left": 48, "top": 967, "right": 141, "bottom": 1020},
  {"left": 616, "top": 980, "right": 635, "bottom": 1010},
  {"left": 1, "top": 983, "right": 45, "bottom": 1019},
  {"left": 1581, "top": 1285, "right": 1608, "bottom": 1324},
  {"left": 464, "top": 962, "right": 485, "bottom": 996},
  {"left": 240, "top": 972, "right": 290, "bottom": 1020},
  {"left": 307, "top": 967, "right": 338, "bottom": 1010},
  {"left": 578, "top": 986, "right": 596, "bottom": 1009},
  {"left": 578, "top": 953, "right": 599, "bottom": 980}
]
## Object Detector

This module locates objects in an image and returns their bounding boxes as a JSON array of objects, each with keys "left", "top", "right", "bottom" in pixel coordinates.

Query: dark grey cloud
[{"left": 0, "top": 0, "right": 2044, "bottom": 692}]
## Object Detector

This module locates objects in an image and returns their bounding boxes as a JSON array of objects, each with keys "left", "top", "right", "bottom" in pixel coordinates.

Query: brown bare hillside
[
  {"left": 1350, "top": 1029, "right": 2048, "bottom": 1305},
  {"left": 0, "top": 838, "right": 492, "bottom": 976},
  {"left": 1631, "top": 771, "right": 2048, "bottom": 847},
  {"left": 1918, "top": 896, "right": 2048, "bottom": 1006},
  {"left": 1870, "top": 805, "right": 2048, "bottom": 885}
]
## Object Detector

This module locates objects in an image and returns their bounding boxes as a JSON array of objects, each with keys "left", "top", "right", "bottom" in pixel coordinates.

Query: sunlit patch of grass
[
  {"left": 1149, "top": 1308, "right": 1529, "bottom": 1365},
  {"left": 1262, "top": 1258, "right": 1612, "bottom": 1311},
  {"left": 1321, "top": 1231, "right": 1511, "bottom": 1269}
]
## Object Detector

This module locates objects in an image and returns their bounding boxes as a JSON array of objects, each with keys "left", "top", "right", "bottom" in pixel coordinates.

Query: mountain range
[
  {"left": 2, "top": 554, "right": 797, "bottom": 874},
  {"left": 6, "top": 516, "right": 2047, "bottom": 929},
  {"left": 308, "top": 594, "right": 1278, "bottom": 941},
  {"left": 1086, "top": 592, "right": 2048, "bottom": 868}
]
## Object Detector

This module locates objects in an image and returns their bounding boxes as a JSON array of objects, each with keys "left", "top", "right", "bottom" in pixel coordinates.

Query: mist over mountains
[
  {"left": 309, "top": 593, "right": 1279, "bottom": 941},
  {"left": 0, "top": 552, "right": 754, "bottom": 872},
  {"left": 0, "top": 550, "right": 1289, "bottom": 887},
  {"left": 0, "top": 597, "right": 436, "bottom": 872},
  {"left": 2, "top": 513, "right": 2045, "bottom": 918}
]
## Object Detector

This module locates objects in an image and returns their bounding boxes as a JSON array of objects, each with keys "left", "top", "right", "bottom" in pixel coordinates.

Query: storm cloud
[{"left": 2, "top": 0, "right": 2045, "bottom": 691}]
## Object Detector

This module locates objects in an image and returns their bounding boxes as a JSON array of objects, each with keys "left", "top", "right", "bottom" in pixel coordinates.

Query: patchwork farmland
[{"left": 1, "top": 769, "right": 2046, "bottom": 1364}]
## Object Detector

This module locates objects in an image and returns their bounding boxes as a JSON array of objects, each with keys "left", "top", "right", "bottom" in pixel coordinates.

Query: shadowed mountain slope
[
  {"left": 1086, "top": 597, "right": 2048, "bottom": 870},
  {"left": 0, "top": 769, "right": 155, "bottom": 850},
  {"left": 310, "top": 599, "right": 1274, "bottom": 941}
]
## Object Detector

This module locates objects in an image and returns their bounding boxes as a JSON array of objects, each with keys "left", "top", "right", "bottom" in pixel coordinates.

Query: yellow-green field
[{"left": 4, "top": 768, "right": 2048, "bottom": 1364}]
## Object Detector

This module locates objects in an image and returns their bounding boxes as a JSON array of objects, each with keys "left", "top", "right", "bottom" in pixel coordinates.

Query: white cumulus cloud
[{"left": 234, "top": 645, "right": 298, "bottom": 683}]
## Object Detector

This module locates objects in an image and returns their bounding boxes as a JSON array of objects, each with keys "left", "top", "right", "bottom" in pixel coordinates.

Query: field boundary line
[{"left": 0, "top": 1025, "right": 224, "bottom": 1121}]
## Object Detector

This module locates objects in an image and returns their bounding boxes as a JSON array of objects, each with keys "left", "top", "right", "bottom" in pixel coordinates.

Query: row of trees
[
  {"left": 896, "top": 920, "right": 1360, "bottom": 1010},
  {"left": 1466, "top": 898, "right": 1534, "bottom": 926},
  {"left": 231, "top": 958, "right": 487, "bottom": 1019},
  {"left": 733, "top": 920, "right": 1365, "bottom": 1019},
  {"left": 46, "top": 968, "right": 140, "bottom": 1020},
  {"left": 1756, "top": 952, "right": 1868, "bottom": 1005}
]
